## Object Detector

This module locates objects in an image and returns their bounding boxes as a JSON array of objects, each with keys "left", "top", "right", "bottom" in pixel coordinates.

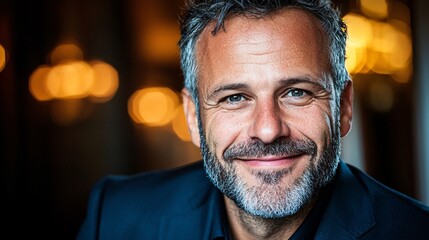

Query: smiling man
[{"left": 77, "top": 0, "right": 429, "bottom": 239}]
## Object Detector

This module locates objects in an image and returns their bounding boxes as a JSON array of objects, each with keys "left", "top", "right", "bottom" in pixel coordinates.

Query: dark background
[{"left": 1, "top": 0, "right": 428, "bottom": 238}]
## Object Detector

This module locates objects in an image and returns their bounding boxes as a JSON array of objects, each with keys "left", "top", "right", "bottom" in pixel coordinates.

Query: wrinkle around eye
[
  {"left": 202, "top": 95, "right": 251, "bottom": 111},
  {"left": 280, "top": 88, "right": 332, "bottom": 107},
  {"left": 313, "top": 89, "right": 332, "bottom": 101},
  {"left": 201, "top": 98, "right": 221, "bottom": 110}
]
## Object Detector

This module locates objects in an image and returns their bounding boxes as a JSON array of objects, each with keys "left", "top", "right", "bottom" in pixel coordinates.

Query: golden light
[
  {"left": 360, "top": 0, "right": 388, "bottom": 19},
  {"left": 29, "top": 43, "right": 120, "bottom": 125},
  {"left": 89, "top": 61, "right": 119, "bottom": 102},
  {"left": 46, "top": 61, "right": 94, "bottom": 99},
  {"left": 30, "top": 43, "right": 120, "bottom": 103},
  {"left": 128, "top": 87, "right": 179, "bottom": 127},
  {"left": 343, "top": 1, "right": 413, "bottom": 85},
  {"left": 384, "top": 22, "right": 412, "bottom": 70},
  {"left": 392, "top": 65, "right": 412, "bottom": 84},
  {"left": 140, "top": 24, "right": 180, "bottom": 63},
  {"left": 50, "top": 43, "right": 83, "bottom": 64},
  {"left": 344, "top": 13, "right": 373, "bottom": 48},
  {"left": 172, "top": 104, "right": 192, "bottom": 142},
  {"left": 366, "top": 50, "right": 390, "bottom": 75},
  {"left": 346, "top": 46, "right": 367, "bottom": 74},
  {"left": 369, "top": 21, "right": 396, "bottom": 53},
  {"left": 0, "top": 44, "right": 6, "bottom": 72},
  {"left": 29, "top": 65, "right": 53, "bottom": 101}
]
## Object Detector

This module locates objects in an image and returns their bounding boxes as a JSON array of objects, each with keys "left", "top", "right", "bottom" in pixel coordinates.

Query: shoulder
[
  {"left": 96, "top": 161, "right": 211, "bottom": 210},
  {"left": 77, "top": 161, "right": 218, "bottom": 239},
  {"left": 347, "top": 163, "right": 429, "bottom": 214},
  {"left": 346, "top": 164, "right": 429, "bottom": 237},
  {"left": 99, "top": 160, "right": 207, "bottom": 191}
]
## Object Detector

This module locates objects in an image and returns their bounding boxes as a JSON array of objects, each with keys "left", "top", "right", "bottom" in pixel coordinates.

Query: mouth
[{"left": 236, "top": 153, "right": 305, "bottom": 168}]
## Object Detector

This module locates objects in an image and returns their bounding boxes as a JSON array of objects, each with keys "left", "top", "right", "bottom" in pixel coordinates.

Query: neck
[{"left": 224, "top": 196, "right": 316, "bottom": 240}]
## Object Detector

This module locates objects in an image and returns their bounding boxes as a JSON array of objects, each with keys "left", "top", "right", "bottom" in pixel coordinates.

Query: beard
[{"left": 200, "top": 129, "right": 341, "bottom": 219}]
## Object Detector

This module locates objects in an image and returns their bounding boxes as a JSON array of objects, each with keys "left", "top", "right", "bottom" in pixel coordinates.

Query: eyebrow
[
  {"left": 206, "top": 76, "right": 331, "bottom": 101},
  {"left": 278, "top": 77, "right": 329, "bottom": 91},
  {"left": 207, "top": 83, "right": 249, "bottom": 101}
]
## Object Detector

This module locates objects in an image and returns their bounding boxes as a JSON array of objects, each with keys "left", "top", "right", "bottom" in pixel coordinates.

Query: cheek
[
  {"left": 288, "top": 106, "right": 334, "bottom": 146},
  {"left": 204, "top": 111, "right": 245, "bottom": 157}
]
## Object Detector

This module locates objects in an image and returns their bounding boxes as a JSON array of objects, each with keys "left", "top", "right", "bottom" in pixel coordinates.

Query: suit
[{"left": 77, "top": 160, "right": 429, "bottom": 239}]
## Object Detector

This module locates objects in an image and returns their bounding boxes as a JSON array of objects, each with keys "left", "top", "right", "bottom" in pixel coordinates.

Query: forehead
[{"left": 195, "top": 8, "right": 331, "bottom": 88}]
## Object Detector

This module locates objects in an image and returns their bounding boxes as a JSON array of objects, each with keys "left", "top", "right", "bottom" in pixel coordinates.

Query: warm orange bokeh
[
  {"left": 172, "top": 104, "right": 192, "bottom": 142},
  {"left": 344, "top": 1, "right": 412, "bottom": 83},
  {"left": 29, "top": 44, "right": 119, "bottom": 102},
  {"left": 89, "top": 61, "right": 119, "bottom": 102},
  {"left": 128, "top": 87, "right": 179, "bottom": 127},
  {"left": 0, "top": 44, "right": 6, "bottom": 72}
]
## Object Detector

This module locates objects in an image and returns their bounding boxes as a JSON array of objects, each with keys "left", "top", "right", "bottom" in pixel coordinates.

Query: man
[{"left": 77, "top": 0, "right": 429, "bottom": 239}]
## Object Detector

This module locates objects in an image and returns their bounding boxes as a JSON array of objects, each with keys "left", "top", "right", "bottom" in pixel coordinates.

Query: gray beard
[{"left": 200, "top": 133, "right": 340, "bottom": 219}]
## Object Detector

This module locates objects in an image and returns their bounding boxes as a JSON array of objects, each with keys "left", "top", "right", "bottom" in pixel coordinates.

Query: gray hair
[{"left": 178, "top": 0, "right": 349, "bottom": 104}]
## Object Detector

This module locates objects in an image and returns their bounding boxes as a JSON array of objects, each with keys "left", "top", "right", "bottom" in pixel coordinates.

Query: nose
[{"left": 248, "top": 100, "right": 289, "bottom": 143}]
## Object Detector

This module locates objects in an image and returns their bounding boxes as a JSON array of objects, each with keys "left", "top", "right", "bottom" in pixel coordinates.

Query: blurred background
[{"left": 1, "top": 0, "right": 428, "bottom": 238}]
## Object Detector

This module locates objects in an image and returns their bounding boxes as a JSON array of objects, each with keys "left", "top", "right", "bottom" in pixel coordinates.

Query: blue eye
[
  {"left": 226, "top": 94, "right": 244, "bottom": 102},
  {"left": 288, "top": 89, "right": 306, "bottom": 97},
  {"left": 218, "top": 94, "right": 249, "bottom": 109}
]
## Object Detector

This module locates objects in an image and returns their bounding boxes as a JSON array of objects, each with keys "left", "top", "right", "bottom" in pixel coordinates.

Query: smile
[{"left": 236, "top": 154, "right": 304, "bottom": 168}]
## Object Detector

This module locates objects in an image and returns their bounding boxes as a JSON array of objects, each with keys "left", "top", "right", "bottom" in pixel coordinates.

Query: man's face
[{"left": 183, "top": 9, "right": 353, "bottom": 218}]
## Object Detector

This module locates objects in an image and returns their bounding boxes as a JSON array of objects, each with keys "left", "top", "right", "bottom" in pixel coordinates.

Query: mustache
[{"left": 223, "top": 138, "right": 317, "bottom": 162}]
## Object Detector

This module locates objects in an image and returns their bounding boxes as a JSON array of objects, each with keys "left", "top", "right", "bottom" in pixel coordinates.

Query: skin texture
[{"left": 182, "top": 8, "right": 353, "bottom": 239}]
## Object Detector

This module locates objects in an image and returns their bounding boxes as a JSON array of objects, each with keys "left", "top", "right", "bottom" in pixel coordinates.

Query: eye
[
  {"left": 224, "top": 94, "right": 245, "bottom": 103},
  {"left": 217, "top": 93, "right": 250, "bottom": 110},
  {"left": 281, "top": 88, "right": 313, "bottom": 106},
  {"left": 287, "top": 89, "right": 307, "bottom": 97}
]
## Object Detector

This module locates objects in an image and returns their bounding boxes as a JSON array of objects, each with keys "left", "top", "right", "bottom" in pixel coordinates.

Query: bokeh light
[
  {"left": 29, "top": 65, "right": 53, "bottom": 101},
  {"left": 29, "top": 43, "right": 119, "bottom": 102},
  {"left": 50, "top": 43, "right": 84, "bottom": 64},
  {"left": 344, "top": 13, "right": 373, "bottom": 48},
  {"left": 344, "top": 2, "right": 413, "bottom": 84},
  {"left": 128, "top": 87, "right": 179, "bottom": 127},
  {"left": 346, "top": 45, "right": 367, "bottom": 74},
  {"left": 0, "top": 44, "right": 6, "bottom": 72},
  {"left": 370, "top": 21, "right": 396, "bottom": 53},
  {"left": 172, "top": 104, "right": 192, "bottom": 142},
  {"left": 360, "top": 0, "right": 388, "bottom": 19},
  {"left": 141, "top": 24, "right": 180, "bottom": 63},
  {"left": 384, "top": 21, "right": 412, "bottom": 70},
  {"left": 88, "top": 61, "right": 119, "bottom": 102},
  {"left": 46, "top": 61, "right": 94, "bottom": 99}
]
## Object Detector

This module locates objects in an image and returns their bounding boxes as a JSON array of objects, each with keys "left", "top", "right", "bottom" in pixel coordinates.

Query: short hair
[{"left": 179, "top": 0, "right": 349, "bottom": 103}]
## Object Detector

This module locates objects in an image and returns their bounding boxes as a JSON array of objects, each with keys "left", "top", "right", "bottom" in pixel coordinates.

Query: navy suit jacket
[{"left": 77, "top": 161, "right": 429, "bottom": 239}]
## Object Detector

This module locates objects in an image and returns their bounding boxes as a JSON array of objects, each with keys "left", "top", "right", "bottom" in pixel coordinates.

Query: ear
[
  {"left": 340, "top": 80, "right": 354, "bottom": 137},
  {"left": 182, "top": 88, "right": 201, "bottom": 147}
]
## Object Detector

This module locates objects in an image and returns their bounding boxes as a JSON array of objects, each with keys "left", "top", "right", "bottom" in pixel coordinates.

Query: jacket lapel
[
  {"left": 158, "top": 176, "right": 226, "bottom": 240},
  {"left": 316, "top": 161, "right": 376, "bottom": 239}
]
